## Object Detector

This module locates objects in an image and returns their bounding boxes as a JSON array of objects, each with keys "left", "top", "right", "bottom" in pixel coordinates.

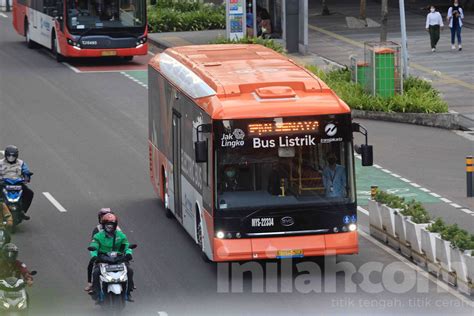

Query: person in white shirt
[
  {"left": 447, "top": 0, "right": 464, "bottom": 51},
  {"left": 425, "top": 6, "right": 444, "bottom": 52}
]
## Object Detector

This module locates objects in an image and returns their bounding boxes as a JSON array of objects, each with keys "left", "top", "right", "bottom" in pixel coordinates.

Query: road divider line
[
  {"left": 355, "top": 156, "right": 472, "bottom": 216},
  {"left": 460, "top": 208, "right": 473, "bottom": 214},
  {"left": 62, "top": 62, "right": 81, "bottom": 73},
  {"left": 43, "top": 192, "right": 67, "bottom": 212}
]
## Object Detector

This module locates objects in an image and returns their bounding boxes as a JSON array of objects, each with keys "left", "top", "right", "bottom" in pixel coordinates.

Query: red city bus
[
  {"left": 12, "top": 0, "right": 147, "bottom": 61},
  {"left": 148, "top": 45, "right": 373, "bottom": 262}
]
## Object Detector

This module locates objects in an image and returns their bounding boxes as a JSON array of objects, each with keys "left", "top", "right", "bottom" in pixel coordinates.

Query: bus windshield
[
  {"left": 214, "top": 117, "right": 356, "bottom": 211},
  {"left": 66, "top": 0, "right": 146, "bottom": 31}
]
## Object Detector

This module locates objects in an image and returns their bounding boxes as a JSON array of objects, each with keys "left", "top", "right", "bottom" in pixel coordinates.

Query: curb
[
  {"left": 148, "top": 37, "right": 169, "bottom": 52},
  {"left": 352, "top": 110, "right": 462, "bottom": 130}
]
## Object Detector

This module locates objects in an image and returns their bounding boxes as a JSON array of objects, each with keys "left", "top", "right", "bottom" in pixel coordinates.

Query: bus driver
[{"left": 322, "top": 153, "right": 347, "bottom": 198}]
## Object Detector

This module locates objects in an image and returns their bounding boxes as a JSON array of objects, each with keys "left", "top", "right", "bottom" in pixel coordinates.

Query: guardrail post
[
  {"left": 6, "top": 0, "right": 10, "bottom": 12},
  {"left": 467, "top": 156, "right": 473, "bottom": 197},
  {"left": 371, "top": 185, "right": 378, "bottom": 199}
]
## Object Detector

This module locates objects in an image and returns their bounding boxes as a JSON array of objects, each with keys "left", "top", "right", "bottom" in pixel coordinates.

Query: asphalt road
[{"left": 0, "top": 13, "right": 473, "bottom": 316}]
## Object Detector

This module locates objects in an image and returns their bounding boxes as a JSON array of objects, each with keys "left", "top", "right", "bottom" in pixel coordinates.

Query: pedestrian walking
[
  {"left": 447, "top": 0, "right": 464, "bottom": 51},
  {"left": 425, "top": 5, "right": 444, "bottom": 52}
]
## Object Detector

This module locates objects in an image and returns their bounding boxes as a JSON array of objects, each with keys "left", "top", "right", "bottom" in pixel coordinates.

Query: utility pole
[
  {"left": 360, "top": 0, "right": 367, "bottom": 20},
  {"left": 380, "top": 0, "right": 388, "bottom": 41},
  {"left": 399, "top": 0, "right": 409, "bottom": 78},
  {"left": 322, "top": 0, "right": 330, "bottom": 16}
]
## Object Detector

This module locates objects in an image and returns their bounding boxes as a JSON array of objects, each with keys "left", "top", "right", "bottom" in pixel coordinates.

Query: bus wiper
[
  {"left": 240, "top": 207, "right": 266, "bottom": 223},
  {"left": 77, "top": 27, "right": 96, "bottom": 44}
]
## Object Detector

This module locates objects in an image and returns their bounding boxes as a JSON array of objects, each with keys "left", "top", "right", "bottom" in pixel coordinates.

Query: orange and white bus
[
  {"left": 148, "top": 45, "right": 373, "bottom": 262},
  {"left": 12, "top": 0, "right": 147, "bottom": 61}
]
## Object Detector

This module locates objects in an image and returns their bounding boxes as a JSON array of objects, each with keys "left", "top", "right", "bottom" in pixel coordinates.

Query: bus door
[{"left": 172, "top": 111, "right": 183, "bottom": 222}]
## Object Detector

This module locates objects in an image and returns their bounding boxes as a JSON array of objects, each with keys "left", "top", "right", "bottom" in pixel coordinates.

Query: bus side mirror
[
  {"left": 195, "top": 141, "right": 208, "bottom": 163},
  {"left": 360, "top": 144, "right": 373, "bottom": 166},
  {"left": 353, "top": 122, "right": 373, "bottom": 166}
]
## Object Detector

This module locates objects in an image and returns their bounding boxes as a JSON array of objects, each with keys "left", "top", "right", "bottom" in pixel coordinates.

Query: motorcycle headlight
[
  {"left": 105, "top": 275, "right": 114, "bottom": 282},
  {"left": 2, "top": 301, "right": 9, "bottom": 309}
]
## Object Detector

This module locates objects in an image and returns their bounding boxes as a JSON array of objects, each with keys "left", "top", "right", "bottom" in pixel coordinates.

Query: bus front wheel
[
  {"left": 51, "top": 32, "right": 65, "bottom": 62},
  {"left": 196, "top": 210, "right": 211, "bottom": 263},
  {"left": 25, "top": 20, "right": 37, "bottom": 49}
]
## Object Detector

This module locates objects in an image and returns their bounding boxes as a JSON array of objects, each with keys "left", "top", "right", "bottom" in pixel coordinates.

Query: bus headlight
[
  {"left": 136, "top": 36, "right": 147, "bottom": 47},
  {"left": 216, "top": 231, "right": 225, "bottom": 239},
  {"left": 348, "top": 224, "right": 357, "bottom": 232}
]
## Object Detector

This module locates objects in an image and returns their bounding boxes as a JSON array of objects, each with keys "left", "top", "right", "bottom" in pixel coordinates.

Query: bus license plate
[
  {"left": 277, "top": 249, "right": 304, "bottom": 259},
  {"left": 251, "top": 217, "right": 274, "bottom": 227},
  {"left": 101, "top": 50, "right": 117, "bottom": 56}
]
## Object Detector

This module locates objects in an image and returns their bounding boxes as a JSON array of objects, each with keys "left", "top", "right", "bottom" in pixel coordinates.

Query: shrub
[
  {"left": 400, "top": 200, "right": 431, "bottom": 224},
  {"left": 211, "top": 36, "right": 286, "bottom": 54},
  {"left": 427, "top": 218, "right": 446, "bottom": 233},
  {"left": 147, "top": 0, "right": 225, "bottom": 33},
  {"left": 305, "top": 67, "right": 448, "bottom": 113},
  {"left": 373, "top": 190, "right": 405, "bottom": 209},
  {"left": 427, "top": 218, "right": 474, "bottom": 251}
]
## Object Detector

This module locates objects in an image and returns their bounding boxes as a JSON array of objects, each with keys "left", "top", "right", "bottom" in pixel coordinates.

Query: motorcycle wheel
[{"left": 107, "top": 292, "right": 125, "bottom": 311}]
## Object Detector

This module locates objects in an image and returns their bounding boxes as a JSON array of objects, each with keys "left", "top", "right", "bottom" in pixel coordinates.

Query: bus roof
[{"left": 149, "top": 44, "right": 351, "bottom": 119}]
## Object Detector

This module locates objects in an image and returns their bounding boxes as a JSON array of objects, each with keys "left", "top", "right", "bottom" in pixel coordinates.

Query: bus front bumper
[
  {"left": 213, "top": 231, "right": 358, "bottom": 262},
  {"left": 62, "top": 44, "right": 148, "bottom": 58}
]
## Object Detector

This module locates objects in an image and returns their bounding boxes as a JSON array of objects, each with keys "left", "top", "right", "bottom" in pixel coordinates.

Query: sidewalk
[
  {"left": 148, "top": 0, "right": 473, "bottom": 127},
  {"left": 307, "top": 0, "right": 473, "bottom": 123}
]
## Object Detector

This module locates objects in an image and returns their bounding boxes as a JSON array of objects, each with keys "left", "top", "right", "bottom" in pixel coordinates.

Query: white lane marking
[
  {"left": 355, "top": 156, "right": 472, "bottom": 216},
  {"left": 42, "top": 192, "right": 67, "bottom": 212},
  {"left": 461, "top": 208, "right": 473, "bottom": 214},
  {"left": 357, "top": 205, "right": 369, "bottom": 216},
  {"left": 62, "top": 62, "right": 81, "bottom": 73},
  {"left": 454, "top": 130, "right": 474, "bottom": 141},
  {"left": 358, "top": 226, "right": 474, "bottom": 308},
  {"left": 0, "top": 13, "right": 8, "bottom": 18},
  {"left": 120, "top": 71, "right": 148, "bottom": 89}
]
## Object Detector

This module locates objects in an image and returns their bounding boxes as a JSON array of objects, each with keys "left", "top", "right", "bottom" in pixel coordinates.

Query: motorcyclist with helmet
[
  {"left": 0, "top": 145, "right": 34, "bottom": 220},
  {"left": 89, "top": 213, "right": 134, "bottom": 302},
  {"left": 84, "top": 208, "right": 122, "bottom": 292},
  {"left": 0, "top": 243, "right": 34, "bottom": 286}
]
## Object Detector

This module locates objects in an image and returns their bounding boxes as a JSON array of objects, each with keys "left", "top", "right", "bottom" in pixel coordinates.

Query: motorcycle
[
  {"left": 88, "top": 244, "right": 136, "bottom": 309},
  {"left": 0, "top": 271, "right": 36, "bottom": 315},
  {"left": 2, "top": 174, "right": 33, "bottom": 229}
]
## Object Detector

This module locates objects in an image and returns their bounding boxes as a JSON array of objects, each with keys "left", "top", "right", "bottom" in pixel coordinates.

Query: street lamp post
[{"left": 399, "top": 0, "right": 409, "bottom": 78}]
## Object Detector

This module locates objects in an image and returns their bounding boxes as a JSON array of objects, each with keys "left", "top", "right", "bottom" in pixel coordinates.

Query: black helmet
[
  {"left": 2, "top": 243, "right": 18, "bottom": 262},
  {"left": 4, "top": 145, "right": 19, "bottom": 164}
]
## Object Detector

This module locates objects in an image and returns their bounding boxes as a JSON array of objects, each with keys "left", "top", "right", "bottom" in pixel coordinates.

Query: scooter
[
  {"left": 0, "top": 271, "right": 37, "bottom": 315},
  {"left": 2, "top": 174, "right": 33, "bottom": 229},
  {"left": 88, "top": 244, "right": 137, "bottom": 309}
]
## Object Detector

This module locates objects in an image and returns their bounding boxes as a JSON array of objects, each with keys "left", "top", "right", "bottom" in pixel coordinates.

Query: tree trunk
[
  {"left": 380, "top": 0, "right": 388, "bottom": 41},
  {"left": 359, "top": 0, "right": 367, "bottom": 20},
  {"left": 322, "top": 0, "right": 330, "bottom": 16}
]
